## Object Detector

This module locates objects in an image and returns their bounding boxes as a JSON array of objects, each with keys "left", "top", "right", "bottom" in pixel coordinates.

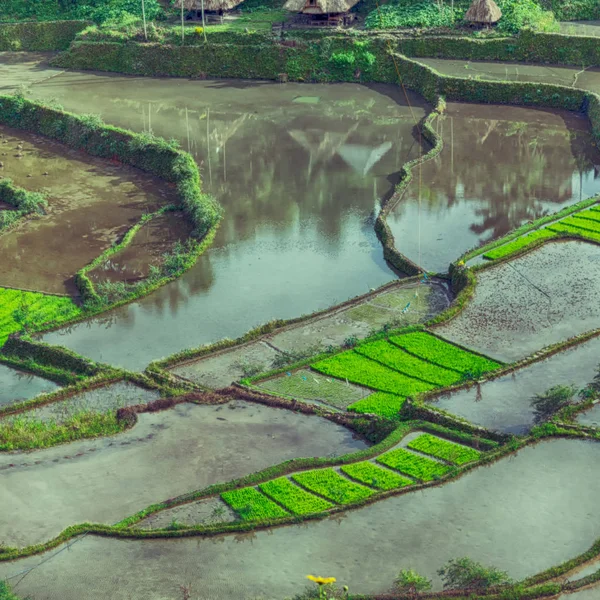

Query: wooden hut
[
  {"left": 465, "top": 0, "right": 502, "bottom": 26},
  {"left": 283, "top": 0, "right": 359, "bottom": 27},
  {"left": 174, "top": 0, "right": 244, "bottom": 18}
]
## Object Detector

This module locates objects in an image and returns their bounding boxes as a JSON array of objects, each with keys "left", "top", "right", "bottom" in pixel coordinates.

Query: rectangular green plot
[
  {"left": 348, "top": 392, "right": 406, "bottom": 418},
  {"left": 312, "top": 351, "right": 436, "bottom": 396},
  {"left": 221, "top": 487, "right": 289, "bottom": 521},
  {"left": 573, "top": 210, "right": 600, "bottom": 223},
  {"left": 482, "top": 228, "right": 557, "bottom": 261},
  {"left": 376, "top": 447, "right": 450, "bottom": 481},
  {"left": 292, "top": 468, "right": 374, "bottom": 504},
  {"left": 407, "top": 433, "right": 481, "bottom": 466},
  {"left": 389, "top": 332, "right": 502, "bottom": 375},
  {"left": 355, "top": 340, "right": 462, "bottom": 387},
  {"left": 547, "top": 222, "right": 600, "bottom": 243},
  {"left": 259, "top": 477, "right": 333, "bottom": 515},
  {"left": 341, "top": 461, "right": 412, "bottom": 490},
  {"left": 561, "top": 215, "right": 600, "bottom": 234}
]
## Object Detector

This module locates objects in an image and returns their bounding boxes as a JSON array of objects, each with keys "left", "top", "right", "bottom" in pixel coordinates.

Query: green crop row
[
  {"left": 561, "top": 215, "right": 600, "bottom": 234},
  {"left": 573, "top": 209, "right": 600, "bottom": 223},
  {"left": 355, "top": 340, "right": 462, "bottom": 387},
  {"left": 220, "top": 488, "right": 288, "bottom": 521},
  {"left": 340, "top": 461, "right": 413, "bottom": 491},
  {"left": 483, "top": 228, "right": 557, "bottom": 261},
  {"left": 312, "top": 351, "right": 436, "bottom": 396},
  {"left": 347, "top": 392, "right": 406, "bottom": 418},
  {"left": 259, "top": 477, "right": 333, "bottom": 515},
  {"left": 389, "top": 332, "right": 502, "bottom": 375},
  {"left": 377, "top": 447, "right": 451, "bottom": 481},
  {"left": 407, "top": 433, "right": 481, "bottom": 466},
  {"left": 547, "top": 222, "right": 600, "bottom": 243},
  {"left": 292, "top": 468, "right": 374, "bottom": 505}
]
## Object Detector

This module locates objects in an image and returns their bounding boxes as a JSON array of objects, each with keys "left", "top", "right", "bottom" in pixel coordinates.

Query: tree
[
  {"left": 437, "top": 557, "right": 512, "bottom": 591},
  {"left": 394, "top": 569, "right": 432, "bottom": 597},
  {"left": 530, "top": 384, "right": 576, "bottom": 423}
]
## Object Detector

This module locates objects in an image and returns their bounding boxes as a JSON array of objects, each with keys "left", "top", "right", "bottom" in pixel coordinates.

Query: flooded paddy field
[
  {"left": 1, "top": 438, "right": 599, "bottom": 598},
  {"left": 431, "top": 334, "right": 600, "bottom": 434},
  {"left": 387, "top": 103, "right": 600, "bottom": 272},
  {"left": 0, "top": 400, "right": 366, "bottom": 548},
  {"left": 0, "top": 124, "right": 176, "bottom": 295},
  {"left": 0, "top": 363, "right": 57, "bottom": 408},
  {"left": 435, "top": 241, "right": 600, "bottom": 363}
]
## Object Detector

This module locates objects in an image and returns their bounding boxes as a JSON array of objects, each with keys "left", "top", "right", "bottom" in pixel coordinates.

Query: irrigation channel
[
  {"left": 2, "top": 49, "right": 600, "bottom": 599},
  {"left": 1, "top": 53, "right": 598, "bottom": 368}
]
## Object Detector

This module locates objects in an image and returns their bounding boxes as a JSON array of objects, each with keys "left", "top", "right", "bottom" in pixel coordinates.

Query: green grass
[
  {"left": 407, "top": 433, "right": 481, "bottom": 466},
  {"left": 389, "top": 332, "right": 502, "bottom": 375},
  {"left": 0, "top": 411, "right": 126, "bottom": 451},
  {"left": 347, "top": 392, "right": 406, "bottom": 418},
  {"left": 547, "top": 222, "right": 600, "bottom": 243},
  {"left": 340, "top": 461, "right": 413, "bottom": 490},
  {"left": 221, "top": 487, "right": 289, "bottom": 521},
  {"left": 292, "top": 468, "right": 374, "bottom": 504},
  {"left": 376, "top": 447, "right": 451, "bottom": 481},
  {"left": 312, "top": 351, "right": 437, "bottom": 396},
  {"left": 482, "top": 228, "right": 557, "bottom": 261},
  {"left": 0, "top": 288, "right": 81, "bottom": 346},
  {"left": 259, "top": 477, "right": 334, "bottom": 515},
  {"left": 355, "top": 340, "right": 463, "bottom": 387},
  {"left": 0, "top": 581, "right": 20, "bottom": 600}
]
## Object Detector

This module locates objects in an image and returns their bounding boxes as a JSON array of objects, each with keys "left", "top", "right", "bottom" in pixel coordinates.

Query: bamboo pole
[{"left": 141, "top": 0, "right": 148, "bottom": 40}]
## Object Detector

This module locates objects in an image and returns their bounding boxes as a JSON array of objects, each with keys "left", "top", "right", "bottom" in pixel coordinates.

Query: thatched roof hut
[
  {"left": 465, "top": 0, "right": 502, "bottom": 24},
  {"left": 283, "top": 0, "right": 359, "bottom": 16},
  {"left": 174, "top": 0, "right": 244, "bottom": 13}
]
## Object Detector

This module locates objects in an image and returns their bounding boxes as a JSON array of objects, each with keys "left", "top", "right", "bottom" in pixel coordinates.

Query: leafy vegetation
[
  {"left": 530, "top": 384, "right": 577, "bottom": 423},
  {"left": 365, "top": 1, "right": 459, "bottom": 30},
  {"left": 394, "top": 569, "right": 432, "bottom": 597},
  {"left": 259, "top": 477, "right": 333, "bottom": 515},
  {"left": 376, "top": 448, "right": 450, "bottom": 481},
  {"left": 483, "top": 228, "right": 557, "bottom": 261},
  {"left": 221, "top": 487, "right": 289, "bottom": 521},
  {"left": 292, "top": 468, "right": 374, "bottom": 505},
  {"left": 0, "top": 582, "right": 20, "bottom": 600},
  {"left": 389, "top": 332, "right": 501, "bottom": 376},
  {"left": 347, "top": 392, "right": 406, "bottom": 418},
  {"left": 437, "top": 557, "right": 513, "bottom": 590},
  {"left": 560, "top": 215, "right": 600, "bottom": 234},
  {"left": 340, "top": 461, "right": 412, "bottom": 490},
  {"left": 496, "top": 0, "right": 558, "bottom": 34},
  {"left": 312, "top": 351, "right": 436, "bottom": 396},
  {"left": 547, "top": 222, "right": 600, "bottom": 244},
  {"left": 355, "top": 340, "right": 463, "bottom": 387},
  {"left": 407, "top": 434, "right": 481, "bottom": 466}
]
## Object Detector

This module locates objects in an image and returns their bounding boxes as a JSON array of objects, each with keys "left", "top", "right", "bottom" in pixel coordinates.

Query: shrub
[
  {"left": 437, "top": 557, "right": 512, "bottom": 590},
  {"left": 394, "top": 569, "right": 432, "bottom": 597},
  {"left": 530, "top": 384, "right": 577, "bottom": 423},
  {"left": 496, "top": 0, "right": 559, "bottom": 34},
  {"left": 365, "top": 1, "right": 459, "bottom": 29}
]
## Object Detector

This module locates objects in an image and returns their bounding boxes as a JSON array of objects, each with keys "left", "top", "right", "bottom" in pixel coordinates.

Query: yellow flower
[
  {"left": 457, "top": 260, "right": 465, "bottom": 267},
  {"left": 306, "top": 575, "right": 337, "bottom": 585},
  {"left": 195, "top": 27, "right": 204, "bottom": 33}
]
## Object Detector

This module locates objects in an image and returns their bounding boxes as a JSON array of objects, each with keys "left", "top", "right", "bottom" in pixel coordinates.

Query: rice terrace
[{"left": 2, "top": 0, "right": 600, "bottom": 599}]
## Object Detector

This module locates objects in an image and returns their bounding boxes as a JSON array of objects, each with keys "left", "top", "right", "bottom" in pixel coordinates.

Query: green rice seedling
[
  {"left": 407, "top": 434, "right": 481, "bottom": 465},
  {"left": 292, "top": 468, "right": 374, "bottom": 504},
  {"left": 340, "top": 461, "right": 412, "bottom": 490},
  {"left": 547, "top": 222, "right": 600, "bottom": 243},
  {"left": 347, "top": 392, "right": 406, "bottom": 418},
  {"left": 355, "top": 340, "right": 462, "bottom": 386},
  {"left": 482, "top": 228, "right": 557, "bottom": 260},
  {"left": 561, "top": 215, "right": 600, "bottom": 234},
  {"left": 389, "top": 332, "right": 502, "bottom": 374},
  {"left": 377, "top": 448, "right": 450, "bottom": 481},
  {"left": 221, "top": 487, "right": 289, "bottom": 521},
  {"left": 572, "top": 209, "right": 600, "bottom": 223},
  {"left": 259, "top": 477, "right": 333, "bottom": 515},
  {"left": 312, "top": 351, "right": 436, "bottom": 396}
]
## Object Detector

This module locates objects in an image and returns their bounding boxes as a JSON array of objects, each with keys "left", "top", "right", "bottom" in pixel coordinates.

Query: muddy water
[
  {"left": 432, "top": 334, "right": 600, "bottom": 434},
  {"left": 0, "top": 400, "right": 367, "bottom": 548},
  {"left": 0, "top": 125, "right": 176, "bottom": 295},
  {"left": 388, "top": 103, "right": 600, "bottom": 272},
  {"left": 0, "top": 363, "right": 57, "bottom": 407},
  {"left": 1, "top": 438, "right": 599, "bottom": 599},
  {"left": 8, "top": 65, "right": 428, "bottom": 367}
]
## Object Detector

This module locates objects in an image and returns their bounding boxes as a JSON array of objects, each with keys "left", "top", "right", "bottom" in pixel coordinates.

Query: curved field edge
[{"left": 0, "top": 93, "right": 222, "bottom": 341}]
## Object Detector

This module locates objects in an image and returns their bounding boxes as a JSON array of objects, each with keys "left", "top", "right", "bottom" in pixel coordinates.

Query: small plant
[
  {"left": 437, "top": 557, "right": 512, "bottom": 591},
  {"left": 530, "top": 384, "right": 576, "bottom": 423},
  {"left": 342, "top": 336, "right": 359, "bottom": 349},
  {"left": 393, "top": 569, "right": 432, "bottom": 597}
]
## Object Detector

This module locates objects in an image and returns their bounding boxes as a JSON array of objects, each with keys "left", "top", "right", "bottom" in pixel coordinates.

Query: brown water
[
  {"left": 1, "top": 438, "right": 599, "bottom": 598},
  {"left": 432, "top": 334, "right": 600, "bottom": 434},
  {"left": 0, "top": 363, "right": 57, "bottom": 407},
  {"left": 388, "top": 103, "right": 600, "bottom": 272},
  {"left": 0, "top": 125, "right": 176, "bottom": 295}
]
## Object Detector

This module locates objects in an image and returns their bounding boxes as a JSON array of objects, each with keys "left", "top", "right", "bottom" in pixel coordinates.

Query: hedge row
[{"left": 0, "top": 20, "right": 88, "bottom": 51}]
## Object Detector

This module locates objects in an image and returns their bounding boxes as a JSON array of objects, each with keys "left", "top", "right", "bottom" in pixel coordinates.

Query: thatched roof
[
  {"left": 283, "top": 0, "right": 359, "bottom": 15},
  {"left": 465, "top": 0, "right": 502, "bottom": 23},
  {"left": 174, "top": 0, "right": 244, "bottom": 12}
]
